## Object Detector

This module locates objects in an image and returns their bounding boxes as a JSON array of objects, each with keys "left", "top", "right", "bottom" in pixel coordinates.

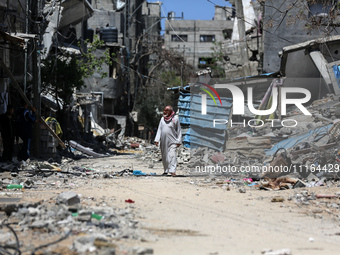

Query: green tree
[
  {"left": 210, "top": 41, "right": 227, "bottom": 78},
  {"left": 136, "top": 70, "right": 181, "bottom": 128},
  {"left": 41, "top": 36, "right": 113, "bottom": 110},
  {"left": 77, "top": 36, "right": 113, "bottom": 79},
  {"left": 41, "top": 53, "right": 83, "bottom": 110}
]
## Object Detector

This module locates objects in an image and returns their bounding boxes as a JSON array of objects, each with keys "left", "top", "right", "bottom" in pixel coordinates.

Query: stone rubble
[
  {"left": 0, "top": 95, "right": 340, "bottom": 254},
  {"left": 0, "top": 161, "right": 156, "bottom": 254}
]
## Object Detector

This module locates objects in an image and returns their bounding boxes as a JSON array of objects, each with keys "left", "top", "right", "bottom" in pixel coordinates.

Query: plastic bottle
[
  {"left": 91, "top": 213, "right": 103, "bottom": 220},
  {"left": 6, "top": 184, "right": 23, "bottom": 189}
]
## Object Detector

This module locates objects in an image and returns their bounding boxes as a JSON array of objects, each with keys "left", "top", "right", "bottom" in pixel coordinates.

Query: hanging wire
[{"left": 0, "top": 223, "right": 21, "bottom": 255}]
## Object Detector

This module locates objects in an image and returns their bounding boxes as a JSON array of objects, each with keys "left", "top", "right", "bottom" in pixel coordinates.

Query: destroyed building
[
  {"left": 262, "top": 0, "right": 340, "bottom": 73},
  {"left": 163, "top": 5, "right": 234, "bottom": 74},
  {"left": 1, "top": 0, "right": 340, "bottom": 165},
  {"left": 165, "top": 1, "right": 340, "bottom": 179},
  {"left": 0, "top": 0, "right": 163, "bottom": 159}
]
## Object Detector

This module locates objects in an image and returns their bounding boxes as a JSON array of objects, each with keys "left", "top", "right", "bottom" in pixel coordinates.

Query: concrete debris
[
  {"left": 262, "top": 248, "right": 292, "bottom": 255},
  {"left": 239, "top": 187, "right": 246, "bottom": 193},
  {"left": 57, "top": 191, "right": 81, "bottom": 205},
  {"left": 0, "top": 92, "right": 339, "bottom": 254},
  {"left": 0, "top": 187, "right": 151, "bottom": 254},
  {"left": 178, "top": 94, "right": 340, "bottom": 192}
]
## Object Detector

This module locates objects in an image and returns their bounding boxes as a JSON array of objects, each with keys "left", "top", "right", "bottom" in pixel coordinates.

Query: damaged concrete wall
[
  {"left": 283, "top": 50, "right": 328, "bottom": 101},
  {"left": 224, "top": 0, "right": 263, "bottom": 79},
  {"left": 87, "top": 9, "right": 124, "bottom": 41},
  {"left": 280, "top": 36, "right": 340, "bottom": 99},
  {"left": 164, "top": 19, "right": 233, "bottom": 70},
  {"left": 263, "top": 0, "right": 340, "bottom": 73}
]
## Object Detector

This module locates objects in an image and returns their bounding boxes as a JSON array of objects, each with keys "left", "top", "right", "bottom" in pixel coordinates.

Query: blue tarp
[
  {"left": 176, "top": 86, "right": 233, "bottom": 151},
  {"left": 265, "top": 124, "right": 332, "bottom": 155},
  {"left": 189, "top": 94, "right": 232, "bottom": 151},
  {"left": 178, "top": 92, "right": 191, "bottom": 125},
  {"left": 332, "top": 65, "right": 340, "bottom": 89}
]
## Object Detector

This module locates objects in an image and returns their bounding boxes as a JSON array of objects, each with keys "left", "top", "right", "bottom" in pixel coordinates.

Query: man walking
[{"left": 154, "top": 106, "right": 182, "bottom": 176}]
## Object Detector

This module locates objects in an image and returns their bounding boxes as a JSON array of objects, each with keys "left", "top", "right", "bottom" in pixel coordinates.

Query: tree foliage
[
  {"left": 135, "top": 70, "right": 181, "bottom": 129},
  {"left": 258, "top": 0, "right": 340, "bottom": 35},
  {"left": 41, "top": 36, "right": 113, "bottom": 109},
  {"left": 41, "top": 52, "right": 84, "bottom": 109},
  {"left": 130, "top": 37, "right": 193, "bottom": 129},
  {"left": 210, "top": 41, "right": 227, "bottom": 78},
  {"left": 77, "top": 35, "right": 113, "bottom": 78}
]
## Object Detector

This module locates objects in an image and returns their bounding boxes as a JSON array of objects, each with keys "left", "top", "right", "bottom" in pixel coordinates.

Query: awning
[{"left": 0, "top": 31, "right": 26, "bottom": 47}]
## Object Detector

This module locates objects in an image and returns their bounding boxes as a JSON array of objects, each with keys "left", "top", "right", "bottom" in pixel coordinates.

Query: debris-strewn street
[
  {"left": 2, "top": 0, "right": 340, "bottom": 254},
  {"left": 1, "top": 149, "right": 340, "bottom": 255}
]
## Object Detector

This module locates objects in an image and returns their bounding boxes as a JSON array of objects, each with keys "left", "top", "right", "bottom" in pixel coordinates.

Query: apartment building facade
[{"left": 163, "top": 6, "right": 233, "bottom": 73}]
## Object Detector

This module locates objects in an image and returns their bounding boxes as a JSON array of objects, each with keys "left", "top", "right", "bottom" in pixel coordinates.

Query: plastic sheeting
[
  {"left": 177, "top": 89, "right": 233, "bottom": 151},
  {"left": 189, "top": 94, "right": 232, "bottom": 151},
  {"left": 332, "top": 65, "right": 340, "bottom": 89},
  {"left": 265, "top": 124, "right": 332, "bottom": 156}
]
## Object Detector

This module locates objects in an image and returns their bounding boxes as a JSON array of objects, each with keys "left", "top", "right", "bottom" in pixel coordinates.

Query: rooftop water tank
[{"left": 101, "top": 27, "right": 118, "bottom": 43}]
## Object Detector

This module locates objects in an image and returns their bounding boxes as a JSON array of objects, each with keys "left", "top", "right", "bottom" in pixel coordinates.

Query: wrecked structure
[
  {"left": 225, "top": 0, "right": 263, "bottom": 78},
  {"left": 0, "top": 0, "right": 163, "bottom": 160},
  {"left": 163, "top": 5, "right": 234, "bottom": 73},
  {"left": 262, "top": 0, "right": 340, "bottom": 73},
  {"left": 1, "top": 2, "right": 340, "bottom": 254},
  {"left": 0, "top": 0, "right": 96, "bottom": 159},
  {"left": 223, "top": 0, "right": 340, "bottom": 79},
  {"left": 0, "top": 0, "right": 339, "bottom": 169},
  {"left": 167, "top": 1, "right": 340, "bottom": 182},
  {"left": 82, "top": 0, "right": 162, "bottom": 135}
]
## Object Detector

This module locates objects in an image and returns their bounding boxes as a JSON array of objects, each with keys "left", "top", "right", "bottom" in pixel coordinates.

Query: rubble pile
[
  {"left": 0, "top": 158, "right": 160, "bottom": 254},
  {"left": 184, "top": 95, "right": 340, "bottom": 188},
  {"left": 0, "top": 189, "right": 154, "bottom": 255}
]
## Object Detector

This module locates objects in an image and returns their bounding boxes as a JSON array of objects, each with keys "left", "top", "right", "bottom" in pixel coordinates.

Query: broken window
[
  {"left": 222, "top": 29, "right": 233, "bottom": 40},
  {"left": 308, "top": 0, "right": 334, "bottom": 17},
  {"left": 171, "top": 34, "right": 188, "bottom": 42},
  {"left": 200, "top": 35, "right": 215, "bottom": 42},
  {"left": 198, "top": 57, "right": 215, "bottom": 68},
  {"left": 109, "top": 47, "right": 119, "bottom": 79}
]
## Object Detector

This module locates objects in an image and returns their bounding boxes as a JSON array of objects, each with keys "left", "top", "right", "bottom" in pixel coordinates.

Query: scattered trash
[
  {"left": 262, "top": 248, "right": 292, "bottom": 255},
  {"left": 133, "top": 170, "right": 147, "bottom": 176},
  {"left": 271, "top": 196, "right": 285, "bottom": 202},
  {"left": 6, "top": 184, "right": 23, "bottom": 189},
  {"left": 316, "top": 194, "right": 338, "bottom": 199}
]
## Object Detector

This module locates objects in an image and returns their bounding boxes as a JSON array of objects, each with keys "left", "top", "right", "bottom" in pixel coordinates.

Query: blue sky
[{"left": 149, "top": 0, "right": 232, "bottom": 31}]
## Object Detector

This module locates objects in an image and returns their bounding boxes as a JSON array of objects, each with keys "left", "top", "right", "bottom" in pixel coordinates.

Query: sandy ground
[{"left": 3, "top": 154, "right": 340, "bottom": 254}]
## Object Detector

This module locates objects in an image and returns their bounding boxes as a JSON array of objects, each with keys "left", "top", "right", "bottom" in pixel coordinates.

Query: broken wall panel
[
  {"left": 59, "top": 0, "right": 94, "bottom": 28},
  {"left": 263, "top": 0, "right": 340, "bottom": 73},
  {"left": 190, "top": 93, "right": 232, "bottom": 152},
  {"left": 265, "top": 124, "right": 333, "bottom": 156}
]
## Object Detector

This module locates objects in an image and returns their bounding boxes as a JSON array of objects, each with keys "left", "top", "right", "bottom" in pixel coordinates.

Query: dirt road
[
  {"left": 70, "top": 155, "right": 340, "bottom": 254},
  {"left": 3, "top": 154, "right": 340, "bottom": 254}
]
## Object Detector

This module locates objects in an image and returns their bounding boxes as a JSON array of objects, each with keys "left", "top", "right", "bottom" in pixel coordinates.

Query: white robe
[{"left": 154, "top": 115, "right": 182, "bottom": 173}]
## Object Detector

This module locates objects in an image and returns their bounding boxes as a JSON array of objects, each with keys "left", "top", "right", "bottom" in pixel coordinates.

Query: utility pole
[
  {"left": 24, "top": 0, "right": 29, "bottom": 94},
  {"left": 31, "top": 0, "right": 42, "bottom": 158},
  {"left": 234, "top": 0, "right": 249, "bottom": 64},
  {"left": 181, "top": 60, "right": 183, "bottom": 87},
  {"left": 193, "top": 20, "right": 196, "bottom": 68}
]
